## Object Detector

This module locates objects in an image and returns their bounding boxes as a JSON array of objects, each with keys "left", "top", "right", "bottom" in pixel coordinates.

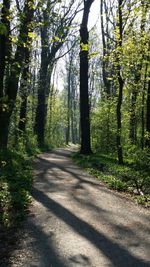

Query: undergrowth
[
  {"left": 0, "top": 149, "right": 33, "bottom": 228},
  {"left": 0, "top": 132, "right": 54, "bottom": 229},
  {"left": 72, "top": 152, "right": 150, "bottom": 207}
]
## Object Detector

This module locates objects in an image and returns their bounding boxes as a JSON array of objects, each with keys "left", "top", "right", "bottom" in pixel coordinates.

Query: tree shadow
[
  {"left": 34, "top": 153, "right": 150, "bottom": 226},
  {"left": 1, "top": 148, "right": 149, "bottom": 266},
  {"left": 0, "top": 216, "right": 69, "bottom": 267},
  {"left": 32, "top": 187, "right": 150, "bottom": 267},
  {"left": 31, "top": 150, "right": 150, "bottom": 266},
  {"left": 21, "top": 219, "right": 69, "bottom": 267},
  {"left": 72, "top": 186, "right": 150, "bottom": 249},
  {"left": 34, "top": 155, "right": 107, "bottom": 190}
]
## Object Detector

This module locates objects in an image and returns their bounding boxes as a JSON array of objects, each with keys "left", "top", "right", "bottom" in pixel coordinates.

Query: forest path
[{"left": 10, "top": 147, "right": 150, "bottom": 267}]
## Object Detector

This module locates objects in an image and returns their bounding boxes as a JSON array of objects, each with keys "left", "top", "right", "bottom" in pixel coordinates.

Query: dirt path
[{"left": 7, "top": 147, "right": 150, "bottom": 267}]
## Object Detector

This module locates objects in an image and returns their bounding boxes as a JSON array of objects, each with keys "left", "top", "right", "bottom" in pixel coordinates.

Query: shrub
[{"left": 0, "top": 149, "right": 33, "bottom": 227}]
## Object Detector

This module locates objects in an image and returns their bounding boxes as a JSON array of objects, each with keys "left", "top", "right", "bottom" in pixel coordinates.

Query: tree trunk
[
  {"left": 71, "top": 76, "right": 78, "bottom": 144},
  {"left": 0, "top": 0, "right": 10, "bottom": 97},
  {"left": 80, "top": 0, "right": 94, "bottom": 155},
  {"left": 66, "top": 64, "right": 71, "bottom": 145},
  {"left": 129, "top": 91, "right": 137, "bottom": 144},
  {"left": 18, "top": 94, "right": 28, "bottom": 134},
  {"left": 0, "top": 0, "right": 34, "bottom": 148},
  {"left": 34, "top": 61, "right": 48, "bottom": 147},
  {"left": 18, "top": 47, "right": 30, "bottom": 133},
  {"left": 116, "top": 76, "right": 124, "bottom": 164},
  {"left": 116, "top": 0, "right": 124, "bottom": 164},
  {"left": 0, "top": 112, "right": 10, "bottom": 148},
  {"left": 141, "top": 56, "right": 148, "bottom": 148},
  {"left": 141, "top": 90, "right": 145, "bottom": 149},
  {"left": 0, "top": 0, "right": 11, "bottom": 148},
  {"left": 100, "top": 0, "right": 111, "bottom": 97},
  {"left": 146, "top": 79, "right": 150, "bottom": 148}
]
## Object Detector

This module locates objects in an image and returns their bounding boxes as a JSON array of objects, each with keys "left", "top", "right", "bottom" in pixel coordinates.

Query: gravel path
[{"left": 7, "top": 147, "right": 150, "bottom": 267}]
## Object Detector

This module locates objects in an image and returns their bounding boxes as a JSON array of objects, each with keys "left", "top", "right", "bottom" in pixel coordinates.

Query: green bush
[{"left": 0, "top": 149, "right": 33, "bottom": 227}]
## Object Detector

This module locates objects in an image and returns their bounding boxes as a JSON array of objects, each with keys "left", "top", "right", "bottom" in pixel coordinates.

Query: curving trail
[{"left": 8, "top": 147, "right": 150, "bottom": 267}]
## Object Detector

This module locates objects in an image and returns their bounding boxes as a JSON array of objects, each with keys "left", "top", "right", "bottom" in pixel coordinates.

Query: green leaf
[
  {"left": 0, "top": 23, "right": 7, "bottom": 36},
  {"left": 81, "top": 43, "right": 89, "bottom": 51}
]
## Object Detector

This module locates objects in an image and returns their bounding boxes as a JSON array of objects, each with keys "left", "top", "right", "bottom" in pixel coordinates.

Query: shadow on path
[
  {"left": 25, "top": 219, "right": 69, "bottom": 267},
  {"left": 32, "top": 187, "right": 150, "bottom": 267}
]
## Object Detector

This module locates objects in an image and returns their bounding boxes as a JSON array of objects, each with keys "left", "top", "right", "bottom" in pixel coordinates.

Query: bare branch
[{"left": 55, "top": 39, "right": 78, "bottom": 61}]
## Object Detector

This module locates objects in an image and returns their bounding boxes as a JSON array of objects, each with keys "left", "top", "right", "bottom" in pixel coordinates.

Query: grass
[
  {"left": 72, "top": 152, "right": 150, "bottom": 207},
  {"left": 0, "top": 149, "right": 33, "bottom": 228}
]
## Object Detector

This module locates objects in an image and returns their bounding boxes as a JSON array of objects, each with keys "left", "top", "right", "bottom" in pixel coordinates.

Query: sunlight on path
[{"left": 9, "top": 147, "right": 150, "bottom": 267}]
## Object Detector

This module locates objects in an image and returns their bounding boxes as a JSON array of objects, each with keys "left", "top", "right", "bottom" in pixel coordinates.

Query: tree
[
  {"left": 34, "top": 0, "right": 81, "bottom": 147},
  {"left": 0, "top": 0, "right": 11, "bottom": 97},
  {"left": 0, "top": 0, "right": 11, "bottom": 147},
  {"left": 129, "top": 0, "right": 148, "bottom": 145},
  {"left": 79, "top": 0, "right": 94, "bottom": 155},
  {"left": 100, "top": 0, "right": 115, "bottom": 98},
  {"left": 0, "top": 0, "right": 35, "bottom": 148},
  {"left": 64, "top": 40, "right": 80, "bottom": 145},
  {"left": 116, "top": 0, "right": 124, "bottom": 164},
  {"left": 146, "top": 79, "right": 150, "bottom": 148}
]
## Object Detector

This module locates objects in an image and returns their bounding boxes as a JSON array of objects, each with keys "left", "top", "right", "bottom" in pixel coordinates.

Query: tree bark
[
  {"left": 18, "top": 89, "right": 28, "bottom": 134},
  {"left": 141, "top": 71, "right": 147, "bottom": 149},
  {"left": 0, "top": 0, "right": 11, "bottom": 148},
  {"left": 100, "top": 0, "right": 111, "bottom": 97},
  {"left": 116, "top": 0, "right": 124, "bottom": 164},
  {"left": 18, "top": 45, "right": 30, "bottom": 133},
  {"left": 0, "top": 0, "right": 34, "bottom": 148},
  {"left": 146, "top": 79, "right": 150, "bottom": 148},
  {"left": 80, "top": 0, "right": 94, "bottom": 155},
  {"left": 34, "top": 59, "right": 48, "bottom": 147},
  {"left": 0, "top": 0, "right": 10, "bottom": 97},
  {"left": 71, "top": 75, "right": 78, "bottom": 144},
  {"left": 66, "top": 62, "right": 71, "bottom": 145},
  {"left": 129, "top": 91, "right": 137, "bottom": 144}
]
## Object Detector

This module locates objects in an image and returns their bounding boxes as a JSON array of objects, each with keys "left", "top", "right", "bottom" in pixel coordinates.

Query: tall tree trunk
[
  {"left": 34, "top": 7, "right": 49, "bottom": 147},
  {"left": 80, "top": 0, "right": 94, "bottom": 155},
  {"left": 31, "top": 50, "right": 37, "bottom": 128},
  {"left": 100, "top": 0, "right": 111, "bottom": 97},
  {"left": 48, "top": 64, "right": 56, "bottom": 144},
  {"left": 146, "top": 79, "right": 150, "bottom": 148},
  {"left": 0, "top": 0, "right": 34, "bottom": 148},
  {"left": 129, "top": 91, "right": 137, "bottom": 144},
  {"left": 35, "top": 55, "right": 53, "bottom": 146},
  {"left": 66, "top": 64, "right": 71, "bottom": 145},
  {"left": 141, "top": 91, "right": 145, "bottom": 149},
  {"left": 34, "top": 60, "right": 48, "bottom": 147},
  {"left": 0, "top": 0, "right": 10, "bottom": 97},
  {"left": 116, "top": 0, "right": 124, "bottom": 164},
  {"left": 0, "top": 0, "right": 11, "bottom": 148},
  {"left": 141, "top": 56, "right": 149, "bottom": 148},
  {"left": 71, "top": 76, "right": 77, "bottom": 144},
  {"left": 18, "top": 46, "right": 30, "bottom": 133}
]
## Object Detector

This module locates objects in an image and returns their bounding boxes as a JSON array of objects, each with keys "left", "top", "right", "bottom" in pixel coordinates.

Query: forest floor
[{"left": 1, "top": 147, "right": 150, "bottom": 267}]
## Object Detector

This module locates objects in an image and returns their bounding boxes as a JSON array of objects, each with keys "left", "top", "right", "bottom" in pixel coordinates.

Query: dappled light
[
  {"left": 18, "top": 148, "right": 150, "bottom": 266},
  {"left": 0, "top": 0, "right": 150, "bottom": 265}
]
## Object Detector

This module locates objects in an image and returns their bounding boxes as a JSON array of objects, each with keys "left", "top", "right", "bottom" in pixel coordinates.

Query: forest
[{"left": 0, "top": 0, "right": 150, "bottom": 228}]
